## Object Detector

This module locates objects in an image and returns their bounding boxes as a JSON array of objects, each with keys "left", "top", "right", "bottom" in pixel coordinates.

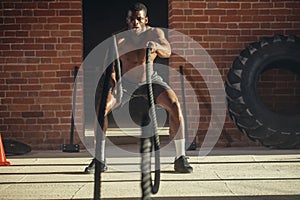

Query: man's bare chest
[{"left": 118, "top": 39, "right": 147, "bottom": 54}]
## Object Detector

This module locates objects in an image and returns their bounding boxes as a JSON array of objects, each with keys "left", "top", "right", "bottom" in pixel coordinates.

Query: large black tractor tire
[{"left": 225, "top": 35, "right": 300, "bottom": 149}]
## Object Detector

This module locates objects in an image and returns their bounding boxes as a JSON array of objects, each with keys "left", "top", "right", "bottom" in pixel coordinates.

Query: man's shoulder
[
  {"left": 147, "top": 26, "right": 164, "bottom": 33},
  {"left": 147, "top": 26, "right": 166, "bottom": 38}
]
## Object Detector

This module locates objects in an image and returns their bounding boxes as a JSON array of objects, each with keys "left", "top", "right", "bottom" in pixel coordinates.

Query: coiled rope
[{"left": 140, "top": 44, "right": 161, "bottom": 200}]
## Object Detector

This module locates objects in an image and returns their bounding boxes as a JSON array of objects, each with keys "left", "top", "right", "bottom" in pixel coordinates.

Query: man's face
[{"left": 126, "top": 10, "right": 148, "bottom": 34}]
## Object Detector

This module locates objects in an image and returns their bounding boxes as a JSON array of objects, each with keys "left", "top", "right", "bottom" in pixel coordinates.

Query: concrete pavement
[{"left": 0, "top": 145, "right": 300, "bottom": 200}]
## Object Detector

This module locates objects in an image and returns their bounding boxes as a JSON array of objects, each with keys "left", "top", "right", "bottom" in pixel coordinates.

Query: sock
[
  {"left": 94, "top": 139, "right": 106, "bottom": 162},
  {"left": 174, "top": 139, "right": 186, "bottom": 159},
  {"left": 101, "top": 139, "right": 105, "bottom": 162}
]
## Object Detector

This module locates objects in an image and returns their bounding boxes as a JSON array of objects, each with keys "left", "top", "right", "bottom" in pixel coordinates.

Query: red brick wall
[
  {"left": 258, "top": 69, "right": 300, "bottom": 115},
  {"left": 0, "top": 0, "right": 83, "bottom": 149},
  {"left": 1, "top": 0, "right": 299, "bottom": 150},
  {"left": 168, "top": 0, "right": 300, "bottom": 147}
]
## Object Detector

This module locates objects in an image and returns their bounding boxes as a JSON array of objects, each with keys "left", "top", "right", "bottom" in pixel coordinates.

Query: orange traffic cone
[{"left": 0, "top": 134, "right": 10, "bottom": 166}]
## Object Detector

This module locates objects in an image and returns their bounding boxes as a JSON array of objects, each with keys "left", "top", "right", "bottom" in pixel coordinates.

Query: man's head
[{"left": 126, "top": 2, "right": 148, "bottom": 34}]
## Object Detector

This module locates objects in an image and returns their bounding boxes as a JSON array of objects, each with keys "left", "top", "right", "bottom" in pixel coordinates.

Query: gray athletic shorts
[{"left": 118, "top": 71, "right": 171, "bottom": 106}]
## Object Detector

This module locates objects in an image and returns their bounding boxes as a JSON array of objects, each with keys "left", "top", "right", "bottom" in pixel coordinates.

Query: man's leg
[
  {"left": 84, "top": 92, "right": 117, "bottom": 173},
  {"left": 156, "top": 89, "right": 193, "bottom": 173}
]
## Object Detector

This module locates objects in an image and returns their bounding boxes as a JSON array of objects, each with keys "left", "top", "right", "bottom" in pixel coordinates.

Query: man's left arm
[{"left": 150, "top": 28, "right": 171, "bottom": 58}]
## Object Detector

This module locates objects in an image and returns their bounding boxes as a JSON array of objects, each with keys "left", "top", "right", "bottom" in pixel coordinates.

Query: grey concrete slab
[{"left": 0, "top": 147, "right": 300, "bottom": 200}]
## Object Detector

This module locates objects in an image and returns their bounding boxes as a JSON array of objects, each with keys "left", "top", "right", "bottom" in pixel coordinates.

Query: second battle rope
[
  {"left": 94, "top": 35, "right": 119, "bottom": 200},
  {"left": 141, "top": 44, "right": 161, "bottom": 199},
  {"left": 94, "top": 62, "right": 112, "bottom": 200}
]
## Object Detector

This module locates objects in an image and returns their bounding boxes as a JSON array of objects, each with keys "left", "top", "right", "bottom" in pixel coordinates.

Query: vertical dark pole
[
  {"left": 69, "top": 66, "right": 79, "bottom": 145},
  {"left": 179, "top": 66, "right": 196, "bottom": 150},
  {"left": 62, "top": 66, "right": 80, "bottom": 152}
]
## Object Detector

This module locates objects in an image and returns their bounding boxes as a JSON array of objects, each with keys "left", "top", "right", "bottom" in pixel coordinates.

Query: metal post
[{"left": 179, "top": 66, "right": 196, "bottom": 150}]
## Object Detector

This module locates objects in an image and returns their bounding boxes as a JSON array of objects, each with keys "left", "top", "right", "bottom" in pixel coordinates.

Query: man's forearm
[{"left": 155, "top": 42, "right": 171, "bottom": 58}]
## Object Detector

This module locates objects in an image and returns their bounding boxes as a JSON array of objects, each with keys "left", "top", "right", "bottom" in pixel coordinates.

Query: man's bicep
[
  {"left": 155, "top": 28, "right": 171, "bottom": 57},
  {"left": 156, "top": 28, "right": 169, "bottom": 45}
]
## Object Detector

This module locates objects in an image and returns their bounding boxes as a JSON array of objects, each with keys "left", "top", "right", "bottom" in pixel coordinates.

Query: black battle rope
[
  {"left": 94, "top": 36, "right": 119, "bottom": 200},
  {"left": 112, "top": 35, "right": 123, "bottom": 103},
  {"left": 94, "top": 63, "right": 111, "bottom": 200},
  {"left": 141, "top": 44, "right": 161, "bottom": 200}
]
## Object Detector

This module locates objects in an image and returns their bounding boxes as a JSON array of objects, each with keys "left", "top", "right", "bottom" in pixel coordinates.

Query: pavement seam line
[{"left": 71, "top": 184, "right": 86, "bottom": 199}]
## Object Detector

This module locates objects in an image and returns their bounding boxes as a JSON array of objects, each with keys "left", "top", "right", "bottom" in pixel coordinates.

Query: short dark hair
[{"left": 128, "top": 2, "right": 147, "bottom": 16}]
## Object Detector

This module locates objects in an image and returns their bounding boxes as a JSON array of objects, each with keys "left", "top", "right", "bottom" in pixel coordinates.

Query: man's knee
[{"left": 169, "top": 101, "right": 182, "bottom": 117}]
